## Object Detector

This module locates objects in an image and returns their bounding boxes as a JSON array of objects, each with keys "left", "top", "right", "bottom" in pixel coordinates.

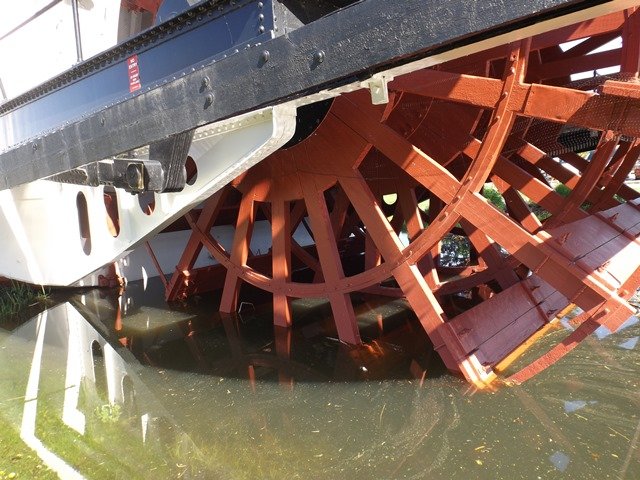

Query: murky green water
[{"left": 0, "top": 280, "right": 638, "bottom": 479}]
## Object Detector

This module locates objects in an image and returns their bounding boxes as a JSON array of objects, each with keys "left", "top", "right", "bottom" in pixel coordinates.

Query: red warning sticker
[{"left": 127, "top": 55, "right": 141, "bottom": 93}]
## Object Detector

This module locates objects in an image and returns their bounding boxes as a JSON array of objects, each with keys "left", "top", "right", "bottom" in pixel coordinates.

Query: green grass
[
  {"left": 481, "top": 182, "right": 599, "bottom": 222},
  {"left": 482, "top": 185, "right": 506, "bottom": 212},
  {"left": 0, "top": 282, "right": 49, "bottom": 319},
  {"left": 554, "top": 183, "right": 572, "bottom": 198}
]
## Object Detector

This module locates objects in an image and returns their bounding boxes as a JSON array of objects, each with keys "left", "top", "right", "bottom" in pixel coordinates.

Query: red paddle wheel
[{"left": 165, "top": 8, "right": 640, "bottom": 386}]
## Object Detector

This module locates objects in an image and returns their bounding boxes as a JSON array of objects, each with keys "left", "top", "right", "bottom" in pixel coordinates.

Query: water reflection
[
  {"left": 2, "top": 301, "right": 210, "bottom": 478},
  {"left": 0, "top": 282, "right": 638, "bottom": 479}
]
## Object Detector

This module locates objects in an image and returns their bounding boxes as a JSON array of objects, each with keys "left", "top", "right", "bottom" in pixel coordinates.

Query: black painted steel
[
  {"left": 0, "top": 0, "right": 275, "bottom": 149},
  {"left": 49, "top": 159, "right": 166, "bottom": 192},
  {"left": 556, "top": 126, "right": 602, "bottom": 155},
  {"left": 0, "top": 0, "right": 613, "bottom": 191},
  {"left": 149, "top": 130, "right": 194, "bottom": 192}
]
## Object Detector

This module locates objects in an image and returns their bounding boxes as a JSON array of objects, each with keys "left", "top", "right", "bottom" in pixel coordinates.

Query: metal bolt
[
  {"left": 314, "top": 50, "right": 326, "bottom": 64},
  {"left": 202, "top": 76, "right": 210, "bottom": 89},
  {"left": 126, "top": 163, "right": 144, "bottom": 190},
  {"left": 204, "top": 93, "right": 214, "bottom": 108},
  {"left": 258, "top": 25, "right": 265, "bottom": 33},
  {"left": 261, "top": 50, "right": 270, "bottom": 63}
]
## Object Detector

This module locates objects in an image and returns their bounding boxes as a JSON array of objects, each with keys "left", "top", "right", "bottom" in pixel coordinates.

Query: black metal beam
[{"left": 0, "top": 0, "right": 614, "bottom": 190}]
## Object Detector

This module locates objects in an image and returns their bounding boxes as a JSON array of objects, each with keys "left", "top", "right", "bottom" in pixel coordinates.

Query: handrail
[
  {"left": 71, "top": 0, "right": 84, "bottom": 62},
  {"left": 0, "top": 0, "right": 63, "bottom": 42}
]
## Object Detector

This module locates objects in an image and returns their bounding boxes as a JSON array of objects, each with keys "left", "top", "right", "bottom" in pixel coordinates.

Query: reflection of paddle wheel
[{"left": 163, "top": 8, "right": 640, "bottom": 387}]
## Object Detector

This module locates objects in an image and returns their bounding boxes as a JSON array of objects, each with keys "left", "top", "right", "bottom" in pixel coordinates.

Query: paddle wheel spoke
[
  {"left": 299, "top": 174, "right": 361, "bottom": 344},
  {"left": 166, "top": 188, "right": 229, "bottom": 300},
  {"left": 396, "top": 187, "right": 439, "bottom": 289},
  {"left": 220, "top": 192, "right": 257, "bottom": 313},
  {"left": 271, "top": 199, "right": 293, "bottom": 327}
]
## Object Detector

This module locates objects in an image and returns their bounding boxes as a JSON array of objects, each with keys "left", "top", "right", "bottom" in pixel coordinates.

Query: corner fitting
[{"left": 363, "top": 74, "right": 393, "bottom": 105}]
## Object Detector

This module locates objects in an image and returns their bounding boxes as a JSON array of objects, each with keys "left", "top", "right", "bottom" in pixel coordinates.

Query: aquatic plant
[{"left": 94, "top": 404, "right": 122, "bottom": 424}]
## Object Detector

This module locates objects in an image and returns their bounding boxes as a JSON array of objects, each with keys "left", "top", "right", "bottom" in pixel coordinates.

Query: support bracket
[
  {"left": 48, "top": 130, "right": 194, "bottom": 193},
  {"left": 363, "top": 74, "right": 392, "bottom": 105}
]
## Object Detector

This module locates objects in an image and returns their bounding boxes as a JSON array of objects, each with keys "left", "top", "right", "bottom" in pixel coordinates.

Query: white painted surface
[{"left": 0, "top": 106, "right": 297, "bottom": 285}]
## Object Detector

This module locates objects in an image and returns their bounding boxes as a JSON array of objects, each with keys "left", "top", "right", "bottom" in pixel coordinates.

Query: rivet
[
  {"left": 261, "top": 50, "right": 270, "bottom": 63},
  {"left": 314, "top": 50, "right": 326, "bottom": 63}
]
